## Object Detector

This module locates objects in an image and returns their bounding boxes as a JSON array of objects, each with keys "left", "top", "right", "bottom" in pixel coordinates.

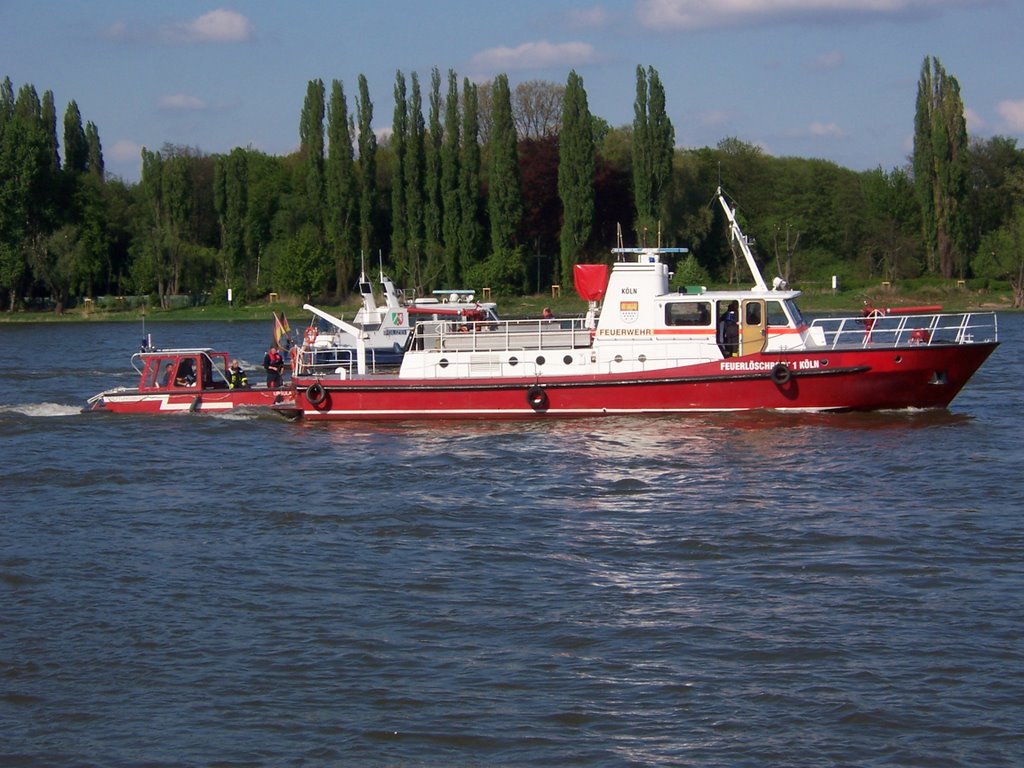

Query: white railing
[
  {"left": 809, "top": 312, "right": 998, "bottom": 350},
  {"left": 410, "top": 317, "right": 594, "bottom": 353},
  {"left": 295, "top": 346, "right": 395, "bottom": 376}
]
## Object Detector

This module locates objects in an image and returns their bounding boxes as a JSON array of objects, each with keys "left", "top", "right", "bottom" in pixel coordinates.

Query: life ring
[
  {"left": 306, "top": 381, "right": 327, "bottom": 407},
  {"left": 770, "top": 362, "right": 792, "bottom": 385},
  {"left": 304, "top": 326, "right": 319, "bottom": 345},
  {"left": 526, "top": 386, "right": 549, "bottom": 412}
]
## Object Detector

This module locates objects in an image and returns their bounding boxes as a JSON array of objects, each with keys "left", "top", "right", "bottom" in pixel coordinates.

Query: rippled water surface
[{"left": 3, "top": 315, "right": 1023, "bottom": 766}]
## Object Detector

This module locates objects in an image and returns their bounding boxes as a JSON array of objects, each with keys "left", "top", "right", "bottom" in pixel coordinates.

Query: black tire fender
[
  {"left": 306, "top": 381, "right": 327, "bottom": 407},
  {"left": 770, "top": 362, "right": 793, "bottom": 386},
  {"left": 526, "top": 385, "right": 549, "bottom": 412}
]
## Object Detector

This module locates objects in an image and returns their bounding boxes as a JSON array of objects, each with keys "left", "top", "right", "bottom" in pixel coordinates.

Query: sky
[{"left": 2, "top": 1, "right": 1022, "bottom": 183}]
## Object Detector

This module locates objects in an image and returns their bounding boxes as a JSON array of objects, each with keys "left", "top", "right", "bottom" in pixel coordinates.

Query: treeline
[{"left": 2, "top": 57, "right": 1023, "bottom": 312}]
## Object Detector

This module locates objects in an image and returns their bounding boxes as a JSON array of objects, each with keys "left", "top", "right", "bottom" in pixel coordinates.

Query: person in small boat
[
  {"left": 263, "top": 346, "right": 285, "bottom": 389},
  {"left": 541, "top": 307, "right": 554, "bottom": 320},
  {"left": 159, "top": 362, "right": 174, "bottom": 387},
  {"left": 227, "top": 360, "right": 249, "bottom": 389},
  {"left": 174, "top": 359, "right": 196, "bottom": 386},
  {"left": 718, "top": 301, "right": 739, "bottom": 357}
]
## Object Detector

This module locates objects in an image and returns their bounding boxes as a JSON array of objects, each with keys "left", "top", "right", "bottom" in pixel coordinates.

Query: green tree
[
  {"left": 632, "top": 65, "right": 674, "bottom": 242},
  {"left": 274, "top": 222, "right": 330, "bottom": 300},
  {"left": 62, "top": 100, "right": 88, "bottom": 174},
  {"left": 357, "top": 74, "right": 377, "bottom": 256},
  {"left": 458, "top": 78, "right": 483, "bottom": 280},
  {"left": 972, "top": 201, "right": 1024, "bottom": 307},
  {"left": 483, "top": 74, "right": 526, "bottom": 293},
  {"left": 404, "top": 71, "right": 426, "bottom": 289},
  {"left": 557, "top": 70, "right": 594, "bottom": 286},
  {"left": 391, "top": 71, "right": 408, "bottom": 273},
  {"left": 213, "top": 148, "right": 248, "bottom": 292},
  {"left": 41, "top": 89, "right": 59, "bottom": 172},
  {"left": 422, "top": 67, "right": 444, "bottom": 290},
  {"left": 1, "top": 84, "right": 60, "bottom": 309},
  {"left": 299, "top": 78, "right": 326, "bottom": 231},
  {"left": 441, "top": 70, "right": 462, "bottom": 285},
  {"left": 913, "top": 55, "right": 968, "bottom": 278},
  {"left": 861, "top": 166, "right": 922, "bottom": 281},
  {"left": 85, "top": 121, "right": 104, "bottom": 179},
  {"left": 325, "top": 79, "right": 358, "bottom": 299}
]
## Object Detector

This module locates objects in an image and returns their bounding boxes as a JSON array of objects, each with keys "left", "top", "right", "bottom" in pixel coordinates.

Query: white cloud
[
  {"left": 996, "top": 99, "right": 1024, "bottom": 132},
  {"left": 469, "top": 40, "right": 599, "bottom": 72},
  {"left": 636, "top": 0, "right": 992, "bottom": 30},
  {"left": 103, "top": 9, "right": 254, "bottom": 44},
  {"left": 808, "top": 121, "right": 845, "bottom": 138},
  {"left": 159, "top": 93, "right": 209, "bottom": 111},
  {"left": 166, "top": 9, "right": 254, "bottom": 43}
]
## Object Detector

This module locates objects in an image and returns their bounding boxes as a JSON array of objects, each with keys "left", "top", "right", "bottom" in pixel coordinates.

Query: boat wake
[{"left": 1, "top": 402, "right": 84, "bottom": 417}]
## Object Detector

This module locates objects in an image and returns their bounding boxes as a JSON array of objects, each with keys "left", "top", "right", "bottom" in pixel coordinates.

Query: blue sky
[{"left": 2, "top": 1, "right": 1021, "bottom": 183}]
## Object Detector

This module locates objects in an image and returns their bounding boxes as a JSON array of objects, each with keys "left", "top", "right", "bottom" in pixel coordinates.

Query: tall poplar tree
[
  {"left": 356, "top": 74, "right": 377, "bottom": 256},
  {"left": 41, "top": 90, "right": 59, "bottom": 172},
  {"left": 391, "top": 71, "right": 408, "bottom": 272},
  {"left": 326, "top": 79, "right": 358, "bottom": 298},
  {"left": 405, "top": 72, "right": 426, "bottom": 289},
  {"left": 299, "top": 78, "right": 326, "bottom": 231},
  {"left": 913, "top": 55, "right": 968, "bottom": 278},
  {"left": 441, "top": 71, "right": 462, "bottom": 285},
  {"left": 423, "top": 67, "right": 444, "bottom": 288},
  {"left": 486, "top": 74, "right": 526, "bottom": 291},
  {"left": 459, "top": 78, "right": 482, "bottom": 278},
  {"left": 62, "top": 100, "right": 88, "bottom": 174},
  {"left": 557, "top": 69, "right": 594, "bottom": 286},
  {"left": 632, "top": 65, "right": 674, "bottom": 243},
  {"left": 84, "top": 121, "right": 104, "bottom": 179}
]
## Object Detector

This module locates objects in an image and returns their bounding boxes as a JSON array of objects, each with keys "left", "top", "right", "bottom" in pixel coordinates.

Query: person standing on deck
[{"left": 263, "top": 347, "right": 284, "bottom": 389}]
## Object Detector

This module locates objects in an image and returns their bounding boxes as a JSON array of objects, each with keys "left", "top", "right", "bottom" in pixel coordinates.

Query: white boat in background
[{"left": 298, "top": 271, "right": 499, "bottom": 374}]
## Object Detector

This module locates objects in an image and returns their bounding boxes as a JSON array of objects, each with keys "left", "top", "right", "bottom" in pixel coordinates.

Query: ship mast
[{"left": 716, "top": 187, "right": 768, "bottom": 291}]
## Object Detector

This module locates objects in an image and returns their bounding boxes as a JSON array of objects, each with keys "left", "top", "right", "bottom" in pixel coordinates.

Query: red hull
[
  {"left": 89, "top": 388, "right": 289, "bottom": 414},
  {"left": 289, "top": 343, "right": 997, "bottom": 421}
]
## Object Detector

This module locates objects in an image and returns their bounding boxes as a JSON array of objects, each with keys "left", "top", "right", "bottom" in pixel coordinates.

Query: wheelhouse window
[
  {"left": 766, "top": 301, "right": 785, "bottom": 326},
  {"left": 665, "top": 301, "right": 712, "bottom": 327}
]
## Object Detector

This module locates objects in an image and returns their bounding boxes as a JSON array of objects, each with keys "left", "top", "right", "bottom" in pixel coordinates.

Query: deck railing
[
  {"left": 411, "top": 318, "right": 594, "bottom": 353},
  {"left": 809, "top": 311, "right": 998, "bottom": 350}
]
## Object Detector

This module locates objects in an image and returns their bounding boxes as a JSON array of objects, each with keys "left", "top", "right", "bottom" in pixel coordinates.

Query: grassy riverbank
[{"left": 0, "top": 283, "right": 1015, "bottom": 323}]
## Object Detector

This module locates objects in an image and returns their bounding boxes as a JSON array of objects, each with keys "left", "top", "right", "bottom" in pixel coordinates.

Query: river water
[{"left": 2, "top": 314, "right": 1022, "bottom": 767}]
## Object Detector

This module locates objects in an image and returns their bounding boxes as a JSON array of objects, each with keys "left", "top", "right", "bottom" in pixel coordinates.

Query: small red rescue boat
[{"left": 85, "top": 347, "right": 291, "bottom": 414}]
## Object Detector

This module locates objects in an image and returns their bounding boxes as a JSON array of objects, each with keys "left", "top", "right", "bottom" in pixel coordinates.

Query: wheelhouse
[{"left": 136, "top": 349, "right": 233, "bottom": 392}]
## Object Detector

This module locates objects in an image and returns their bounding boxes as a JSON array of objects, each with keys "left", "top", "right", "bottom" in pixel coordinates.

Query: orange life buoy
[{"left": 304, "top": 326, "right": 319, "bottom": 345}]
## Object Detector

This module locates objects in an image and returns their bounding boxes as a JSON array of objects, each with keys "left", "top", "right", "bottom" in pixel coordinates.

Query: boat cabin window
[
  {"left": 665, "top": 301, "right": 712, "bottom": 327},
  {"left": 145, "top": 357, "right": 191, "bottom": 389},
  {"left": 766, "top": 300, "right": 790, "bottom": 326},
  {"left": 144, "top": 360, "right": 172, "bottom": 389},
  {"left": 745, "top": 302, "right": 762, "bottom": 326}
]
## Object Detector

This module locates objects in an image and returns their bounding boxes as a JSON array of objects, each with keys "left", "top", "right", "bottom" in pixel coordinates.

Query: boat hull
[
  {"left": 87, "top": 388, "right": 290, "bottom": 414},
  {"left": 288, "top": 343, "right": 998, "bottom": 420}
]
